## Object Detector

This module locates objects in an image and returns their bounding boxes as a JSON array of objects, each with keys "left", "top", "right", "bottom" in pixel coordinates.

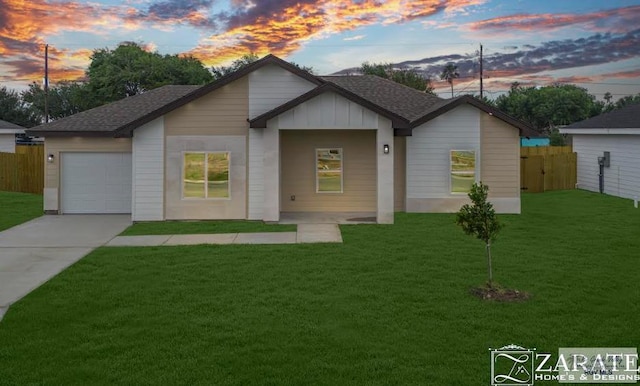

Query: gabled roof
[
  {"left": 321, "top": 75, "right": 442, "bottom": 122},
  {"left": 252, "top": 75, "right": 536, "bottom": 137},
  {"left": 410, "top": 95, "right": 538, "bottom": 137},
  {"left": 26, "top": 54, "right": 534, "bottom": 138},
  {"left": 26, "top": 54, "right": 323, "bottom": 137},
  {"left": 564, "top": 102, "right": 640, "bottom": 129},
  {"left": 27, "top": 85, "right": 199, "bottom": 137},
  {"left": 0, "top": 119, "right": 25, "bottom": 134},
  {"left": 250, "top": 81, "right": 412, "bottom": 129}
]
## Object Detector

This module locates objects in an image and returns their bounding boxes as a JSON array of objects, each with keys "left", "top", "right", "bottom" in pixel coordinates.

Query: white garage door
[{"left": 61, "top": 152, "right": 132, "bottom": 214}]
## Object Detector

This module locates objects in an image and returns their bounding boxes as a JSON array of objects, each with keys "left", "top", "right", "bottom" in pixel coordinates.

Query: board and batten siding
[
  {"left": 573, "top": 134, "right": 640, "bottom": 200},
  {"left": 269, "top": 92, "right": 380, "bottom": 130},
  {"left": 248, "top": 64, "right": 317, "bottom": 119},
  {"left": 280, "top": 130, "right": 377, "bottom": 212},
  {"left": 164, "top": 77, "right": 248, "bottom": 137},
  {"left": 479, "top": 112, "right": 521, "bottom": 213},
  {"left": 43, "top": 137, "right": 131, "bottom": 213},
  {"left": 132, "top": 117, "right": 164, "bottom": 221},
  {"left": 394, "top": 136, "right": 406, "bottom": 212},
  {"left": 406, "top": 105, "right": 480, "bottom": 213},
  {"left": 247, "top": 128, "right": 264, "bottom": 220}
]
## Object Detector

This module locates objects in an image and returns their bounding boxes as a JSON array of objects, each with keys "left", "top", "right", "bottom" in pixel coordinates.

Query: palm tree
[{"left": 440, "top": 63, "right": 459, "bottom": 98}]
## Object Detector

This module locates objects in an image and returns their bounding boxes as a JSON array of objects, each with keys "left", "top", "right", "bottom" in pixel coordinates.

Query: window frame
[
  {"left": 449, "top": 149, "right": 478, "bottom": 195},
  {"left": 181, "top": 151, "right": 231, "bottom": 200},
  {"left": 315, "top": 148, "right": 344, "bottom": 194}
]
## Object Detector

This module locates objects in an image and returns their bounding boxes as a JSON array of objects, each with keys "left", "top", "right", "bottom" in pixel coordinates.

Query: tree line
[{"left": 1, "top": 43, "right": 637, "bottom": 138}]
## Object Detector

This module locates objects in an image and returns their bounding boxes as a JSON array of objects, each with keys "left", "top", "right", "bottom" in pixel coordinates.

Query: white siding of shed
[
  {"left": 573, "top": 134, "right": 640, "bottom": 200},
  {"left": 0, "top": 134, "right": 15, "bottom": 153},
  {"left": 132, "top": 117, "right": 165, "bottom": 221},
  {"left": 248, "top": 64, "right": 316, "bottom": 119}
]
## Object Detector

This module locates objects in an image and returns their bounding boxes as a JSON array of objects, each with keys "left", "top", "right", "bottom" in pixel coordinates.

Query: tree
[
  {"left": 456, "top": 182, "right": 502, "bottom": 285},
  {"left": 212, "top": 54, "right": 315, "bottom": 79},
  {"left": 87, "top": 42, "right": 213, "bottom": 104},
  {"left": 360, "top": 62, "right": 434, "bottom": 93},
  {"left": 440, "top": 63, "right": 459, "bottom": 98},
  {"left": 22, "top": 81, "right": 99, "bottom": 122},
  {"left": 211, "top": 53, "right": 260, "bottom": 79},
  {"left": 0, "top": 86, "right": 40, "bottom": 127},
  {"left": 495, "top": 83, "right": 603, "bottom": 132},
  {"left": 474, "top": 95, "right": 496, "bottom": 107},
  {"left": 613, "top": 93, "right": 640, "bottom": 109}
]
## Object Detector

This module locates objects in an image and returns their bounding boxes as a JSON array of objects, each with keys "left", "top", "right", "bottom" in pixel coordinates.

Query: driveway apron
[{"left": 0, "top": 215, "right": 131, "bottom": 314}]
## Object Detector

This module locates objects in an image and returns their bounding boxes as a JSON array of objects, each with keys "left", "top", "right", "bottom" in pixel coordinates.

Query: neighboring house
[
  {"left": 559, "top": 103, "right": 640, "bottom": 200},
  {"left": 0, "top": 119, "right": 25, "bottom": 153},
  {"left": 27, "top": 55, "right": 534, "bottom": 224}
]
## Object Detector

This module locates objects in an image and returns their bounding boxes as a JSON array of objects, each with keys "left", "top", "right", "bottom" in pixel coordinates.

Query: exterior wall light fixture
[{"left": 383, "top": 144, "right": 390, "bottom": 154}]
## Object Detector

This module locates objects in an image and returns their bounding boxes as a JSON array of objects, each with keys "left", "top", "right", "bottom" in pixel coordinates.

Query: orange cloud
[
  {"left": 469, "top": 5, "right": 640, "bottom": 33},
  {"left": 189, "top": 0, "right": 484, "bottom": 66}
]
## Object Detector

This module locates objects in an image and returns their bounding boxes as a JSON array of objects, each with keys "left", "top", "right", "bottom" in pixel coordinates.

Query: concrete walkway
[
  {"left": 106, "top": 223, "right": 342, "bottom": 246},
  {"left": 0, "top": 217, "right": 342, "bottom": 322},
  {"left": 0, "top": 215, "right": 131, "bottom": 317}
]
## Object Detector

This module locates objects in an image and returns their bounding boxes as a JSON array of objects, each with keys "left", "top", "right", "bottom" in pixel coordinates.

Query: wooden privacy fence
[
  {"left": 0, "top": 145, "right": 44, "bottom": 194},
  {"left": 521, "top": 146, "right": 576, "bottom": 193}
]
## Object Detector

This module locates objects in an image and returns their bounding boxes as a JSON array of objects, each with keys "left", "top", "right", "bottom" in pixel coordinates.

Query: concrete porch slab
[
  {"left": 297, "top": 224, "right": 343, "bottom": 243},
  {"left": 279, "top": 212, "right": 376, "bottom": 224}
]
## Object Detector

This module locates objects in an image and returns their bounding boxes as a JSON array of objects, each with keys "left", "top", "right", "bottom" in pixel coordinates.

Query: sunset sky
[{"left": 1, "top": 0, "right": 639, "bottom": 99}]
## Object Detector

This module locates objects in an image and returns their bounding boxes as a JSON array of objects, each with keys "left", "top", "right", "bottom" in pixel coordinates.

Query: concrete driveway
[{"left": 0, "top": 215, "right": 131, "bottom": 318}]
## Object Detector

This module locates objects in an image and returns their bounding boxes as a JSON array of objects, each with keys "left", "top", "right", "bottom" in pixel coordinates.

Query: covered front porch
[{"left": 249, "top": 88, "right": 397, "bottom": 224}]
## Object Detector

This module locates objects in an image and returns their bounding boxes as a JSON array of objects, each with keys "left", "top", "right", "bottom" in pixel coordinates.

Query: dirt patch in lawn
[{"left": 470, "top": 283, "right": 531, "bottom": 302}]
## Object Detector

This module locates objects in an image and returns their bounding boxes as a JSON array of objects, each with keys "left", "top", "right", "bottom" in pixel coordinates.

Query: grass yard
[
  {"left": 121, "top": 220, "right": 296, "bottom": 236},
  {"left": 0, "top": 191, "right": 42, "bottom": 232},
  {"left": 1, "top": 190, "right": 639, "bottom": 384}
]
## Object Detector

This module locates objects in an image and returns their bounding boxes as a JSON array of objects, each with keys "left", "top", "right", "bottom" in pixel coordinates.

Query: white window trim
[
  {"left": 181, "top": 151, "right": 231, "bottom": 200},
  {"left": 315, "top": 148, "right": 344, "bottom": 194},
  {"left": 449, "top": 149, "right": 479, "bottom": 195}
]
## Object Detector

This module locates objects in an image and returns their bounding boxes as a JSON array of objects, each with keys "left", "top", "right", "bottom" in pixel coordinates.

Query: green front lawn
[
  {"left": 1, "top": 190, "right": 639, "bottom": 384},
  {"left": 0, "top": 191, "right": 42, "bottom": 232},
  {"left": 121, "top": 220, "right": 296, "bottom": 235}
]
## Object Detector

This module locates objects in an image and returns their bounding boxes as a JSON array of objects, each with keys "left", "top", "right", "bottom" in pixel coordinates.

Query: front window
[
  {"left": 450, "top": 150, "right": 476, "bottom": 194},
  {"left": 183, "top": 152, "right": 230, "bottom": 199},
  {"left": 316, "top": 148, "right": 343, "bottom": 193}
]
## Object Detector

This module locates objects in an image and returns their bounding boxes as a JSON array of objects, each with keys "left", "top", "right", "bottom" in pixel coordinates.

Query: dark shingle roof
[
  {"left": 27, "top": 85, "right": 200, "bottom": 136},
  {"left": 565, "top": 103, "right": 640, "bottom": 129},
  {"left": 26, "top": 55, "right": 534, "bottom": 137},
  {"left": 26, "top": 54, "right": 322, "bottom": 137},
  {"left": 321, "top": 75, "right": 443, "bottom": 122},
  {"left": 0, "top": 119, "right": 25, "bottom": 132}
]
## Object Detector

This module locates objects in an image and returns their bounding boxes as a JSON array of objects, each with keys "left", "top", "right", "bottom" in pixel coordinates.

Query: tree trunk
[
  {"left": 450, "top": 82, "right": 454, "bottom": 98},
  {"left": 486, "top": 242, "right": 493, "bottom": 285}
]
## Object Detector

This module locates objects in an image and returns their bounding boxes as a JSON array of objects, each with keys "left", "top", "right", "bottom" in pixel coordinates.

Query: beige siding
[
  {"left": 480, "top": 113, "right": 520, "bottom": 197},
  {"left": 165, "top": 76, "right": 249, "bottom": 136},
  {"left": 280, "top": 130, "right": 376, "bottom": 212},
  {"left": 394, "top": 136, "right": 406, "bottom": 211},
  {"left": 44, "top": 137, "right": 132, "bottom": 189},
  {"left": 164, "top": 136, "right": 246, "bottom": 220}
]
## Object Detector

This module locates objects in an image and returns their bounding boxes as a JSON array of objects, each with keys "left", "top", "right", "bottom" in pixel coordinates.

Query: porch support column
[
  {"left": 377, "top": 127, "right": 394, "bottom": 224},
  {"left": 263, "top": 126, "right": 280, "bottom": 222}
]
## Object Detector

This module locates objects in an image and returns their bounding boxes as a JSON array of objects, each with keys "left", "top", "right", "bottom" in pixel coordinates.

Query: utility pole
[
  {"left": 479, "top": 43, "right": 484, "bottom": 100},
  {"left": 44, "top": 44, "right": 49, "bottom": 123}
]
